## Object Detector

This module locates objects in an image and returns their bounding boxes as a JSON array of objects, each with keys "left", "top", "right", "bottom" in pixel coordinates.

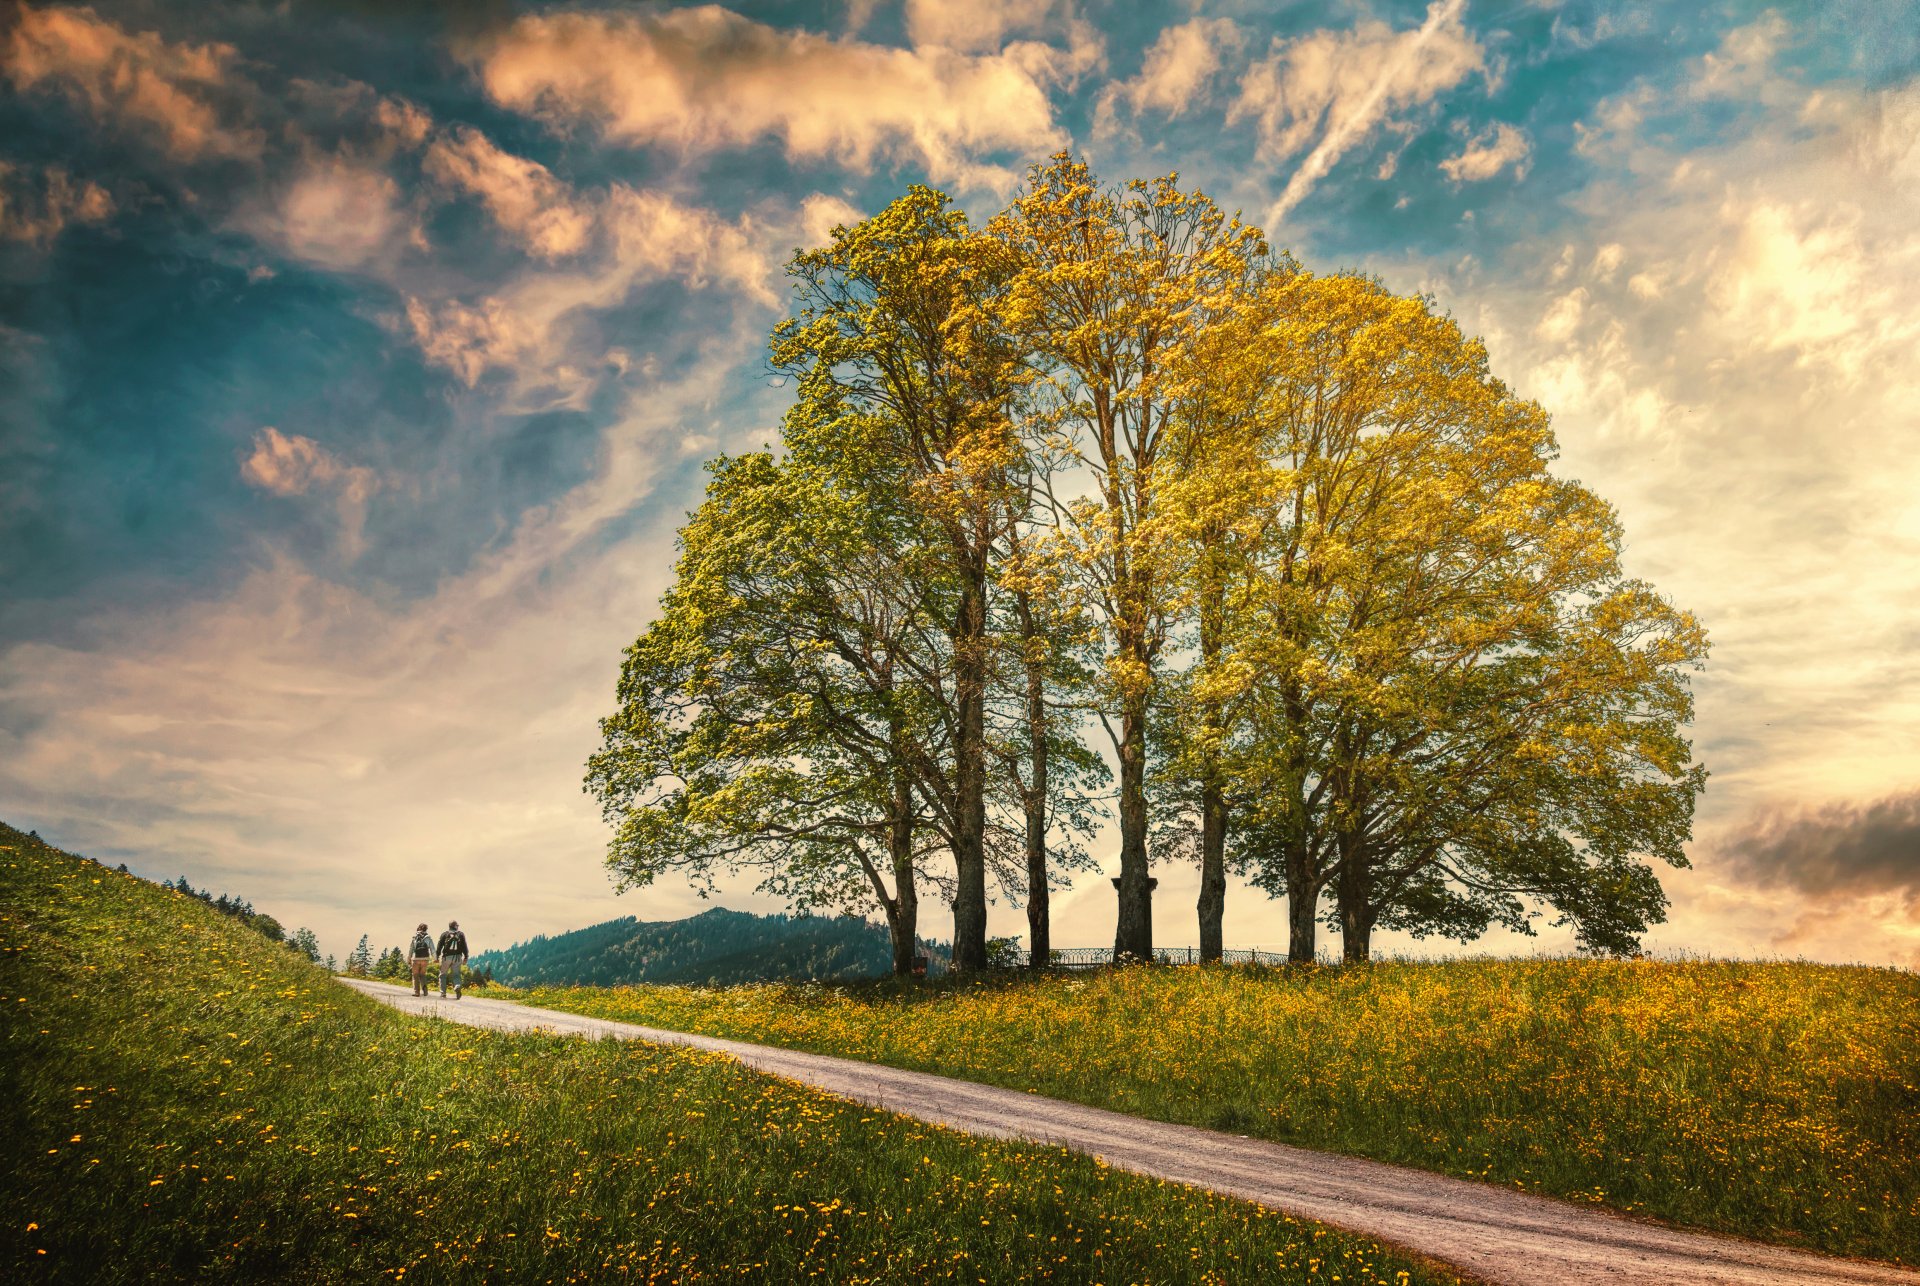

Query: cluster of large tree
[{"left": 585, "top": 155, "right": 1708, "bottom": 974}]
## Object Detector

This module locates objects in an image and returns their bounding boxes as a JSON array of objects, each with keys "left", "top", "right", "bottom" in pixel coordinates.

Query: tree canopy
[{"left": 587, "top": 154, "right": 1707, "bottom": 971}]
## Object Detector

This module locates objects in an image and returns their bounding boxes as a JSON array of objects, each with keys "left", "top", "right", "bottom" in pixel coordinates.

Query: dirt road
[{"left": 340, "top": 978, "right": 1916, "bottom": 1286}]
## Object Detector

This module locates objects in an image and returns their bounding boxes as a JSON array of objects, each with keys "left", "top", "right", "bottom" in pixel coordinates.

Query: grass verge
[
  {"left": 514, "top": 950, "right": 1920, "bottom": 1263},
  {"left": 0, "top": 822, "right": 1471, "bottom": 1285}
]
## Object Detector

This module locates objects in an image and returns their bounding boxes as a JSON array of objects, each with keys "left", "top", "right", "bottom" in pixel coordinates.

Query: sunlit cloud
[
  {"left": 0, "top": 162, "right": 112, "bottom": 245},
  {"left": 240, "top": 427, "right": 383, "bottom": 558},
  {"left": 423, "top": 125, "right": 594, "bottom": 261},
  {"left": 3, "top": 1, "right": 1915, "bottom": 970},
  {"left": 1439, "top": 121, "right": 1531, "bottom": 182},
  {"left": 465, "top": 5, "right": 1068, "bottom": 190},
  {"left": 1233, "top": 0, "right": 1484, "bottom": 224},
  {"left": 1094, "top": 17, "right": 1243, "bottom": 129},
  {"left": 2, "top": 3, "right": 263, "bottom": 160}
]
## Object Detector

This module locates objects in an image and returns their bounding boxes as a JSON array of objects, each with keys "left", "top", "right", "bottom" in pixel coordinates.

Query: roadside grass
[
  {"left": 515, "top": 950, "right": 1920, "bottom": 1264},
  {"left": 0, "top": 826, "right": 1472, "bottom": 1286}
]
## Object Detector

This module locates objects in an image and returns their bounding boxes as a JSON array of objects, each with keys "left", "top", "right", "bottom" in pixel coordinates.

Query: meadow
[
  {"left": 0, "top": 824, "right": 1471, "bottom": 1285},
  {"left": 516, "top": 950, "right": 1920, "bottom": 1264}
]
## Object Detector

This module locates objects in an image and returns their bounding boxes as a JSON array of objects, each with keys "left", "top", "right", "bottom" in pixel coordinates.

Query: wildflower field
[
  {"left": 0, "top": 825, "right": 1471, "bottom": 1286},
  {"left": 518, "top": 950, "right": 1920, "bottom": 1264}
]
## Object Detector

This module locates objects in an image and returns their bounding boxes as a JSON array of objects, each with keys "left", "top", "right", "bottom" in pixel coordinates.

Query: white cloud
[
  {"left": 465, "top": 5, "right": 1067, "bottom": 191},
  {"left": 404, "top": 297, "right": 531, "bottom": 388},
  {"left": 423, "top": 125, "right": 594, "bottom": 260},
  {"left": 1533, "top": 285, "right": 1587, "bottom": 343},
  {"left": 247, "top": 154, "right": 414, "bottom": 271},
  {"left": 1692, "top": 12, "right": 1792, "bottom": 101},
  {"left": 399, "top": 185, "right": 778, "bottom": 396},
  {"left": 1438, "top": 121, "right": 1532, "bottom": 181},
  {"left": 2, "top": 3, "right": 263, "bottom": 160},
  {"left": 1231, "top": 0, "right": 1485, "bottom": 225},
  {"left": 1096, "top": 17, "right": 1243, "bottom": 126},
  {"left": 903, "top": 0, "right": 1055, "bottom": 53}
]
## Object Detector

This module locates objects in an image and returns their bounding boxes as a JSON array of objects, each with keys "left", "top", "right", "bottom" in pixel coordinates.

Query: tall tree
[
  {"left": 992, "top": 528, "right": 1108, "bottom": 967},
  {"left": 1153, "top": 257, "right": 1298, "bottom": 960},
  {"left": 996, "top": 155, "right": 1262, "bottom": 960},
  {"left": 585, "top": 452, "right": 946, "bottom": 975},
  {"left": 773, "top": 187, "right": 1030, "bottom": 972},
  {"left": 1214, "top": 270, "right": 1707, "bottom": 960}
]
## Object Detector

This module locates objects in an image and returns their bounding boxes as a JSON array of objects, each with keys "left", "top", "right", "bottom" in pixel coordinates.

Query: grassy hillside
[
  {"left": 470, "top": 907, "right": 950, "bottom": 988},
  {"left": 0, "top": 822, "right": 1471, "bottom": 1286},
  {"left": 517, "top": 955, "right": 1920, "bottom": 1264}
]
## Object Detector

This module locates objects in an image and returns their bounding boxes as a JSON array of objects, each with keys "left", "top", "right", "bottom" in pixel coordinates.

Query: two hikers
[
  {"left": 435, "top": 920, "right": 469, "bottom": 999},
  {"left": 408, "top": 922, "right": 434, "bottom": 996}
]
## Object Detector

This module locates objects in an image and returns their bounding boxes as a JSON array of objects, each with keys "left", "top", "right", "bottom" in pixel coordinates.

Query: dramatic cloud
[
  {"left": 0, "top": 162, "right": 112, "bottom": 245},
  {"left": 1232, "top": 0, "right": 1484, "bottom": 223},
  {"left": 1716, "top": 793, "right": 1920, "bottom": 904},
  {"left": 1439, "top": 122, "right": 1532, "bottom": 181},
  {"left": 2, "top": 3, "right": 262, "bottom": 160},
  {"left": 423, "top": 126, "right": 594, "bottom": 260},
  {"left": 1096, "top": 17, "right": 1243, "bottom": 125},
  {"left": 466, "top": 5, "right": 1066, "bottom": 189},
  {"left": 5, "top": 2, "right": 1918, "bottom": 969}
]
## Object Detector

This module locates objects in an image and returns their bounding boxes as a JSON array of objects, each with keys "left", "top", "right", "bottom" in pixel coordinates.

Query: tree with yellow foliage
[
  {"left": 996, "top": 155, "right": 1265, "bottom": 961},
  {"left": 1195, "top": 270, "right": 1707, "bottom": 960}
]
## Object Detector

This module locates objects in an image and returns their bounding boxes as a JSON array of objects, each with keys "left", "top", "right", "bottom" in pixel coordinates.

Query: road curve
[{"left": 339, "top": 978, "right": 1916, "bottom": 1286}]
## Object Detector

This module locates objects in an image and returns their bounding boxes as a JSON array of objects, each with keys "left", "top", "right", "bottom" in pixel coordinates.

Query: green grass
[
  {"left": 513, "top": 949, "right": 1920, "bottom": 1264},
  {"left": 0, "top": 824, "right": 1472, "bottom": 1285}
]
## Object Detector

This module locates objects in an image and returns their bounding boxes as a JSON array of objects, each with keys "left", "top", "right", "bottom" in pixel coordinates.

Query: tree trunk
[
  {"left": 949, "top": 561, "right": 991, "bottom": 974},
  {"left": 1290, "top": 871, "right": 1320, "bottom": 963},
  {"left": 1198, "top": 782, "right": 1228, "bottom": 961},
  {"left": 1337, "top": 832, "right": 1372, "bottom": 963},
  {"left": 1113, "top": 694, "right": 1153, "bottom": 961},
  {"left": 1196, "top": 579, "right": 1228, "bottom": 962},
  {"left": 888, "top": 766, "right": 919, "bottom": 976},
  {"left": 1019, "top": 592, "right": 1051, "bottom": 970}
]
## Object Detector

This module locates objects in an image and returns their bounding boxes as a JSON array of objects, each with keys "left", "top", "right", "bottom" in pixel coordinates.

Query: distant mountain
[{"left": 469, "top": 907, "right": 950, "bottom": 988}]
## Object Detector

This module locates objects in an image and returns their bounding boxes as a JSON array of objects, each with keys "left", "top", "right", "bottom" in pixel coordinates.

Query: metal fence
[{"left": 1026, "top": 946, "right": 1286, "bottom": 970}]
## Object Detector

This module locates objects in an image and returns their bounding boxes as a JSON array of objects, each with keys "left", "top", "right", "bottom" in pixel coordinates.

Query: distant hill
[{"left": 469, "top": 907, "right": 950, "bottom": 987}]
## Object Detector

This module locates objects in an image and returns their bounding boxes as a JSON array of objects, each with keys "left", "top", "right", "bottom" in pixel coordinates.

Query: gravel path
[{"left": 340, "top": 977, "right": 1916, "bottom": 1286}]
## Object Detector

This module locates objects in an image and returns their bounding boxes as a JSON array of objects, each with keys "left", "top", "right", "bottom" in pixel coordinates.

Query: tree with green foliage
[
  {"left": 289, "top": 926, "right": 321, "bottom": 962},
  {"left": 587, "top": 451, "right": 950, "bottom": 976},
  {"left": 772, "top": 186, "right": 1032, "bottom": 972},
  {"left": 346, "top": 934, "right": 373, "bottom": 977}
]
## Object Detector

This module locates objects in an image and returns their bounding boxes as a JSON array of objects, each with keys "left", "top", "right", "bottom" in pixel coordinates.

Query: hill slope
[
  {"left": 470, "top": 906, "right": 950, "bottom": 987},
  {"left": 0, "top": 819, "right": 1462, "bottom": 1285}
]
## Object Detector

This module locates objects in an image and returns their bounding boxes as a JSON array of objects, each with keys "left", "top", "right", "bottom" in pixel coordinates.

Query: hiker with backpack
[
  {"left": 435, "top": 920, "right": 469, "bottom": 999},
  {"left": 408, "top": 922, "right": 434, "bottom": 996}
]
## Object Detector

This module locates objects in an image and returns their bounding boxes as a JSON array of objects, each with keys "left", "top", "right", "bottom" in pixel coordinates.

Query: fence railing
[{"left": 1024, "top": 946, "right": 1286, "bottom": 970}]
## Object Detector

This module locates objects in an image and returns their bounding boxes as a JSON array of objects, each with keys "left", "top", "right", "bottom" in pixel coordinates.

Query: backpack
[
  {"left": 410, "top": 931, "right": 433, "bottom": 958},
  {"left": 438, "top": 929, "right": 468, "bottom": 956}
]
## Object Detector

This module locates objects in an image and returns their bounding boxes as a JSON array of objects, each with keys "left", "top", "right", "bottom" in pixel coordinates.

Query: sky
[{"left": 2, "top": 0, "right": 1917, "bottom": 969}]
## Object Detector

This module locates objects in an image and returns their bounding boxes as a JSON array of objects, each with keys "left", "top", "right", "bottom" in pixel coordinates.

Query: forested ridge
[{"left": 470, "top": 907, "right": 951, "bottom": 987}]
